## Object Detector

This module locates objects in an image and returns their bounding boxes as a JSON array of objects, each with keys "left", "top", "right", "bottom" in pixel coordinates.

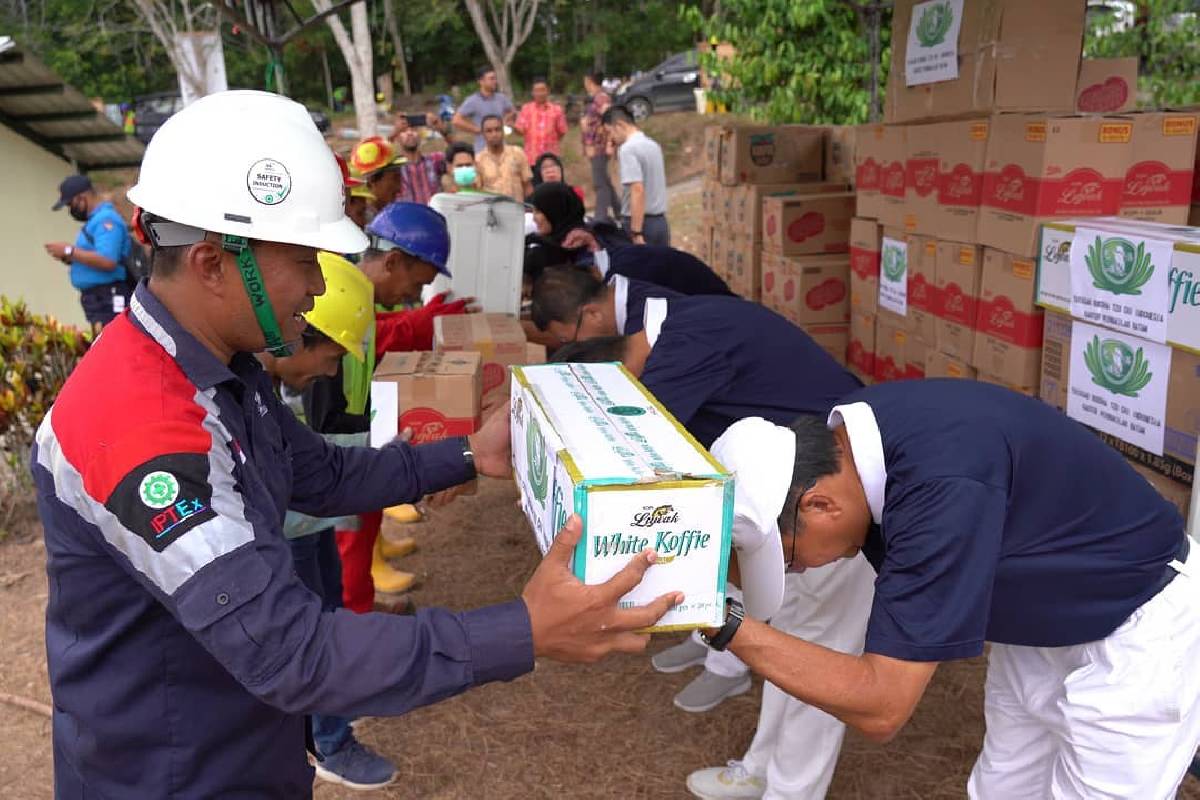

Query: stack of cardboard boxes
[
  {"left": 701, "top": 123, "right": 857, "bottom": 363},
  {"left": 842, "top": 0, "right": 1198, "bottom": 518}
]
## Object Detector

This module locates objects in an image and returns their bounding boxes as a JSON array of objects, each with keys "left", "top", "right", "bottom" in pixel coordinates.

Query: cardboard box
[
  {"left": 874, "top": 314, "right": 917, "bottom": 382},
  {"left": 525, "top": 342, "right": 547, "bottom": 364},
  {"left": 905, "top": 233, "right": 939, "bottom": 344},
  {"left": 722, "top": 235, "right": 761, "bottom": 301},
  {"left": 1038, "top": 309, "right": 1198, "bottom": 485},
  {"left": 850, "top": 217, "right": 881, "bottom": 315},
  {"left": 973, "top": 247, "right": 1044, "bottom": 386},
  {"left": 904, "top": 119, "right": 990, "bottom": 242},
  {"left": 976, "top": 370, "right": 1038, "bottom": 397},
  {"left": 1035, "top": 218, "right": 1200, "bottom": 353},
  {"left": 704, "top": 126, "right": 722, "bottom": 181},
  {"left": 1119, "top": 112, "right": 1199, "bottom": 226},
  {"left": 978, "top": 114, "right": 1134, "bottom": 257},
  {"left": 855, "top": 124, "right": 906, "bottom": 221},
  {"left": 1131, "top": 462, "right": 1193, "bottom": 520},
  {"left": 925, "top": 350, "right": 978, "bottom": 380},
  {"left": 761, "top": 253, "right": 850, "bottom": 325},
  {"left": 827, "top": 126, "right": 858, "bottom": 186},
  {"left": 762, "top": 192, "right": 856, "bottom": 256},
  {"left": 370, "top": 351, "right": 482, "bottom": 447},
  {"left": 1075, "top": 58, "right": 1138, "bottom": 114},
  {"left": 695, "top": 224, "right": 713, "bottom": 265},
  {"left": 510, "top": 362, "right": 732, "bottom": 631},
  {"left": 709, "top": 226, "right": 729, "bottom": 282},
  {"left": 801, "top": 323, "right": 850, "bottom": 367},
  {"left": 848, "top": 310, "right": 877, "bottom": 383},
  {"left": 716, "top": 125, "right": 825, "bottom": 186},
  {"left": 731, "top": 182, "right": 849, "bottom": 241},
  {"left": 886, "top": 0, "right": 1085, "bottom": 124},
  {"left": 934, "top": 241, "right": 984, "bottom": 361},
  {"left": 434, "top": 313, "right": 528, "bottom": 407}
]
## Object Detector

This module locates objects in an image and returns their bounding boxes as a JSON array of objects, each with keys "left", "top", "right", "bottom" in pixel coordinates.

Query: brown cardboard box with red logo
[
  {"left": 374, "top": 351, "right": 482, "bottom": 444},
  {"left": 971, "top": 248, "right": 1043, "bottom": 387},
  {"left": 934, "top": 240, "right": 984, "bottom": 361},
  {"left": 925, "top": 350, "right": 977, "bottom": 380},
  {"left": 801, "top": 323, "right": 850, "bottom": 367},
  {"left": 762, "top": 193, "right": 856, "bottom": 256},
  {"left": 848, "top": 310, "right": 876, "bottom": 384},
  {"left": 905, "top": 119, "right": 990, "bottom": 242},
  {"left": 731, "top": 183, "right": 849, "bottom": 241},
  {"left": 716, "top": 125, "right": 825, "bottom": 186},
  {"left": 1119, "top": 111, "right": 1199, "bottom": 226},
  {"left": 827, "top": 126, "right": 858, "bottom": 186},
  {"left": 761, "top": 253, "right": 850, "bottom": 326},
  {"left": 874, "top": 315, "right": 923, "bottom": 382},
  {"left": 849, "top": 217, "right": 881, "bottom": 315},
  {"left": 433, "top": 313, "right": 528, "bottom": 408},
  {"left": 905, "top": 233, "right": 939, "bottom": 344},
  {"left": 724, "top": 235, "right": 762, "bottom": 301},
  {"left": 1075, "top": 58, "right": 1138, "bottom": 114},
  {"left": 854, "top": 124, "right": 906, "bottom": 221},
  {"left": 978, "top": 114, "right": 1134, "bottom": 258},
  {"left": 976, "top": 370, "right": 1037, "bottom": 397},
  {"left": 886, "top": 0, "right": 1085, "bottom": 124}
]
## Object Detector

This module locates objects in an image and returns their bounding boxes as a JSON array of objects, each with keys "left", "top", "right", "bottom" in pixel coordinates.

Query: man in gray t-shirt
[
  {"left": 603, "top": 105, "right": 669, "bottom": 247},
  {"left": 453, "top": 66, "right": 516, "bottom": 152}
]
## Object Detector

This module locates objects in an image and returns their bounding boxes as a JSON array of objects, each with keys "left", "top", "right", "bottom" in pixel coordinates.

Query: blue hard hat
[{"left": 365, "top": 201, "right": 451, "bottom": 276}]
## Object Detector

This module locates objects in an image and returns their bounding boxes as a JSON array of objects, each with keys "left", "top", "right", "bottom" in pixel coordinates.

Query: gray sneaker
[
  {"left": 673, "top": 669, "right": 752, "bottom": 713},
  {"left": 651, "top": 637, "right": 709, "bottom": 673}
]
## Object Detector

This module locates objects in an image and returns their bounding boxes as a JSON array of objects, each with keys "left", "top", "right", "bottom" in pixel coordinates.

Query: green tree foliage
[
  {"left": 1084, "top": 0, "right": 1200, "bottom": 108},
  {"left": 684, "top": 0, "right": 891, "bottom": 125}
]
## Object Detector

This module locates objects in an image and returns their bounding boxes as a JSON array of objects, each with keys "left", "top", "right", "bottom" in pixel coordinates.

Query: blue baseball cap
[{"left": 53, "top": 174, "right": 92, "bottom": 210}]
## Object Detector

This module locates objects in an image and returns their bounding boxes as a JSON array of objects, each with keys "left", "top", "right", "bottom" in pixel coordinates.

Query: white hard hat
[{"left": 128, "top": 90, "right": 367, "bottom": 254}]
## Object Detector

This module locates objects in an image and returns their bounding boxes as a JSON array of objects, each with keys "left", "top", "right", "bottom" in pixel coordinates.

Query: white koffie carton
[{"left": 511, "top": 362, "right": 733, "bottom": 631}]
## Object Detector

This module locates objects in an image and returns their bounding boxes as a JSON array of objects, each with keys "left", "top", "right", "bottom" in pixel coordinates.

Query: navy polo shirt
[
  {"left": 641, "top": 295, "right": 862, "bottom": 447},
  {"left": 620, "top": 276, "right": 681, "bottom": 335},
  {"left": 847, "top": 380, "right": 1186, "bottom": 662},
  {"left": 599, "top": 243, "right": 733, "bottom": 297}
]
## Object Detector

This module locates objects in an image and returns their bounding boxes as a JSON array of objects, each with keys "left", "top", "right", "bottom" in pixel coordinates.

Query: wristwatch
[
  {"left": 700, "top": 598, "right": 744, "bottom": 652},
  {"left": 64, "top": 245, "right": 73, "bottom": 258},
  {"left": 631, "top": 230, "right": 643, "bottom": 236},
  {"left": 458, "top": 436, "right": 477, "bottom": 478}
]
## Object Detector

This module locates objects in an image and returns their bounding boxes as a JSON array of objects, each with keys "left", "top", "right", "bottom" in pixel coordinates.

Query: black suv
[{"left": 615, "top": 50, "right": 699, "bottom": 121}]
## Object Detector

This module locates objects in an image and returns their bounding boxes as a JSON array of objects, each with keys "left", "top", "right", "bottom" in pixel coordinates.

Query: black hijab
[{"left": 528, "top": 181, "right": 586, "bottom": 244}]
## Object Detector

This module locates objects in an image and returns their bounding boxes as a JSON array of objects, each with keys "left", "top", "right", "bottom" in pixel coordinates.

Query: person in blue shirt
[
  {"left": 44, "top": 174, "right": 132, "bottom": 330},
  {"left": 530, "top": 266, "right": 681, "bottom": 343},
  {"left": 712, "top": 380, "right": 1200, "bottom": 799}
]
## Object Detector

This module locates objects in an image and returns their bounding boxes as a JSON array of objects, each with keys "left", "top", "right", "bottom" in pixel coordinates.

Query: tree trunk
[
  {"left": 321, "top": 46, "right": 335, "bottom": 110},
  {"left": 313, "top": 0, "right": 377, "bottom": 138},
  {"left": 463, "top": 0, "right": 541, "bottom": 99},
  {"left": 382, "top": 0, "right": 412, "bottom": 96}
]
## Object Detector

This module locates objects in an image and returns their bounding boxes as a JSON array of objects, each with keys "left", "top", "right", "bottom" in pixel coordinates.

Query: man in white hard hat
[{"left": 31, "top": 90, "right": 680, "bottom": 798}]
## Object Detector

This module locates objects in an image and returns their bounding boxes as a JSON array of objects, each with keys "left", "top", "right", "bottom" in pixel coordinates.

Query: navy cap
[{"left": 53, "top": 174, "right": 92, "bottom": 210}]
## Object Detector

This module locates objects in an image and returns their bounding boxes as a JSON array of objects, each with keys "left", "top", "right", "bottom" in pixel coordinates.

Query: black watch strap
[
  {"left": 701, "top": 598, "right": 744, "bottom": 652},
  {"left": 459, "top": 436, "right": 476, "bottom": 478}
]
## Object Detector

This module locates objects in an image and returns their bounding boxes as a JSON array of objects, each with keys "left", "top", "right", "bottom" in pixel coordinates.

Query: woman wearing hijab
[{"left": 531, "top": 153, "right": 586, "bottom": 202}]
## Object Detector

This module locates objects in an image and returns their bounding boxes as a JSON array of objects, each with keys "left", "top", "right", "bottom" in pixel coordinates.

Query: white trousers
[
  {"left": 741, "top": 554, "right": 877, "bottom": 799},
  {"left": 968, "top": 540, "right": 1200, "bottom": 799}
]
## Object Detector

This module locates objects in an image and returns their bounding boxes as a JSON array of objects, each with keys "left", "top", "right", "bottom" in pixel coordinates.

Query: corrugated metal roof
[{"left": 0, "top": 38, "right": 145, "bottom": 171}]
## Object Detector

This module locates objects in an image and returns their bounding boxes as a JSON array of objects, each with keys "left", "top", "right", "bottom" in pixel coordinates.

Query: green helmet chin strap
[{"left": 223, "top": 234, "right": 292, "bottom": 357}]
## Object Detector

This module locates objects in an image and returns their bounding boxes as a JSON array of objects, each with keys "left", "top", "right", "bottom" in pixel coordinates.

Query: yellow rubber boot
[
  {"left": 371, "top": 537, "right": 416, "bottom": 594},
  {"left": 379, "top": 534, "right": 417, "bottom": 560},
  {"left": 383, "top": 503, "right": 423, "bottom": 524}
]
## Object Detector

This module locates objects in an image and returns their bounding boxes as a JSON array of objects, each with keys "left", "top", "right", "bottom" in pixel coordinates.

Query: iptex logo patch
[{"left": 107, "top": 453, "right": 218, "bottom": 552}]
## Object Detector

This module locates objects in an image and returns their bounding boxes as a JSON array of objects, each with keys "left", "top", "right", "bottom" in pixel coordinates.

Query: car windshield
[{"left": 656, "top": 51, "right": 697, "bottom": 74}]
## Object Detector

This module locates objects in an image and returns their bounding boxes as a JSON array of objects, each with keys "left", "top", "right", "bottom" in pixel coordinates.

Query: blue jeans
[{"left": 289, "top": 528, "right": 354, "bottom": 756}]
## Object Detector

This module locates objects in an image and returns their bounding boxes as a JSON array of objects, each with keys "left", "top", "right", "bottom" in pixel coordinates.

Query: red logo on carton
[
  {"left": 856, "top": 157, "right": 881, "bottom": 190},
  {"left": 482, "top": 362, "right": 506, "bottom": 394},
  {"left": 1077, "top": 77, "right": 1129, "bottom": 113},
  {"left": 850, "top": 246, "right": 880, "bottom": 279},
  {"left": 787, "top": 212, "right": 826, "bottom": 243},
  {"left": 764, "top": 270, "right": 775, "bottom": 293},
  {"left": 848, "top": 340, "right": 874, "bottom": 374},
  {"left": 783, "top": 278, "right": 796, "bottom": 302},
  {"left": 806, "top": 279, "right": 846, "bottom": 311},
  {"left": 882, "top": 160, "right": 906, "bottom": 198},
  {"left": 399, "top": 407, "right": 476, "bottom": 444},
  {"left": 1050, "top": 167, "right": 1107, "bottom": 213},
  {"left": 976, "top": 296, "right": 1044, "bottom": 347},
  {"left": 765, "top": 213, "right": 777, "bottom": 238},
  {"left": 1122, "top": 160, "right": 1192, "bottom": 207},
  {"left": 937, "top": 282, "right": 976, "bottom": 325},
  {"left": 983, "top": 163, "right": 1036, "bottom": 214},
  {"left": 938, "top": 163, "right": 983, "bottom": 207},
  {"left": 907, "top": 158, "right": 939, "bottom": 197},
  {"left": 874, "top": 355, "right": 902, "bottom": 383},
  {"left": 908, "top": 272, "right": 937, "bottom": 312}
]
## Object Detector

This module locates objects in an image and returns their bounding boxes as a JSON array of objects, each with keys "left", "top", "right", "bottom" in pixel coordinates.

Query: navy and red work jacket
[{"left": 32, "top": 282, "right": 533, "bottom": 798}]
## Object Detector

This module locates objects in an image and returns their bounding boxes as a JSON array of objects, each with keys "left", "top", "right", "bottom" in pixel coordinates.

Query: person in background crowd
[
  {"left": 581, "top": 72, "right": 620, "bottom": 224},
  {"left": 527, "top": 182, "right": 586, "bottom": 246},
  {"left": 532, "top": 154, "right": 585, "bottom": 202},
  {"left": 349, "top": 137, "right": 407, "bottom": 212},
  {"left": 514, "top": 77, "right": 567, "bottom": 165},
  {"left": 476, "top": 115, "right": 533, "bottom": 201},
  {"left": 44, "top": 174, "right": 132, "bottom": 330},
  {"left": 560, "top": 227, "right": 733, "bottom": 296},
  {"left": 453, "top": 66, "right": 515, "bottom": 153},
  {"left": 442, "top": 142, "right": 481, "bottom": 194},
  {"left": 394, "top": 115, "right": 446, "bottom": 205},
  {"left": 603, "top": 105, "right": 669, "bottom": 246},
  {"left": 425, "top": 112, "right": 448, "bottom": 141}
]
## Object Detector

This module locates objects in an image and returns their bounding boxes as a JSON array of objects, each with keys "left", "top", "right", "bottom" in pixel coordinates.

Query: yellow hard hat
[
  {"left": 307, "top": 252, "right": 374, "bottom": 361},
  {"left": 349, "top": 183, "right": 375, "bottom": 200}
]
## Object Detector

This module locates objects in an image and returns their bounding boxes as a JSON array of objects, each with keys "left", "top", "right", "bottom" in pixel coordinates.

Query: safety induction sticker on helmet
[{"left": 246, "top": 158, "right": 292, "bottom": 206}]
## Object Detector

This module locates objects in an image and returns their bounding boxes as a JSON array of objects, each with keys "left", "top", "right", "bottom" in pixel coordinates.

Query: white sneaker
[
  {"left": 673, "top": 669, "right": 752, "bottom": 713},
  {"left": 686, "top": 760, "right": 766, "bottom": 799},
  {"left": 651, "top": 636, "right": 709, "bottom": 673}
]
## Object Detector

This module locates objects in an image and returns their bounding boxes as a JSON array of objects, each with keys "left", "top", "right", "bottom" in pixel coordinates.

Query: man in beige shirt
[{"left": 476, "top": 114, "right": 533, "bottom": 201}]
